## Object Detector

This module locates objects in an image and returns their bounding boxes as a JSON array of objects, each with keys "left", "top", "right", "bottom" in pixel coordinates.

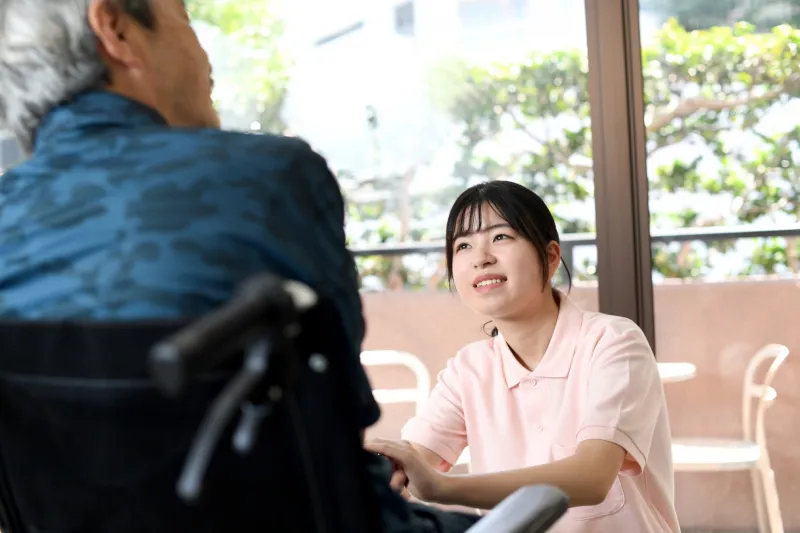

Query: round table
[{"left": 657, "top": 362, "right": 697, "bottom": 384}]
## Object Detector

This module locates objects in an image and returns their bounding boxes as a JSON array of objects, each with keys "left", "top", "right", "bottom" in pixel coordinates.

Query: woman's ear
[{"left": 546, "top": 241, "right": 562, "bottom": 283}]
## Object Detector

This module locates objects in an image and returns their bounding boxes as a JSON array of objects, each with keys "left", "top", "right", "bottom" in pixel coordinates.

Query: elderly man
[{"left": 0, "top": 1, "right": 481, "bottom": 532}]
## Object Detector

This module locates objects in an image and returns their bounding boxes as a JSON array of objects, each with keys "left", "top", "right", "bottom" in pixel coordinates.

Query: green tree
[
  {"left": 432, "top": 19, "right": 800, "bottom": 280},
  {"left": 187, "top": 0, "right": 290, "bottom": 133},
  {"left": 641, "top": 0, "right": 800, "bottom": 31}
]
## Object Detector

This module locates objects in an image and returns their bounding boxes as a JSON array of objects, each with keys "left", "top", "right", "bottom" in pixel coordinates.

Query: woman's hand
[
  {"left": 389, "top": 464, "right": 408, "bottom": 491},
  {"left": 366, "top": 438, "right": 448, "bottom": 503},
  {"left": 388, "top": 461, "right": 412, "bottom": 500}
]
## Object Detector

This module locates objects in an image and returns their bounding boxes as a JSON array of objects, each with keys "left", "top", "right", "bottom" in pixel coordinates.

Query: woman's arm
[
  {"left": 400, "top": 357, "right": 469, "bottom": 466},
  {"left": 438, "top": 439, "right": 625, "bottom": 509},
  {"left": 367, "top": 438, "right": 625, "bottom": 509},
  {"left": 382, "top": 357, "right": 465, "bottom": 495},
  {"left": 414, "top": 443, "right": 452, "bottom": 472},
  {"left": 388, "top": 441, "right": 452, "bottom": 494}
]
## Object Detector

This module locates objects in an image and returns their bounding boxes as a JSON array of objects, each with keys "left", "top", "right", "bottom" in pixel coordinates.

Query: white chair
[
  {"left": 360, "top": 350, "right": 431, "bottom": 416},
  {"left": 671, "top": 344, "right": 789, "bottom": 533}
]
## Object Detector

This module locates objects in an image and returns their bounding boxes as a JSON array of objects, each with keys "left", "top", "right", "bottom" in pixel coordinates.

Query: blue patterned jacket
[{"left": 0, "top": 91, "right": 379, "bottom": 427}]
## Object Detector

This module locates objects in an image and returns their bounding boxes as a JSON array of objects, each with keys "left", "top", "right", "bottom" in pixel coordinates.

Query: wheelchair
[{"left": 0, "top": 275, "right": 567, "bottom": 532}]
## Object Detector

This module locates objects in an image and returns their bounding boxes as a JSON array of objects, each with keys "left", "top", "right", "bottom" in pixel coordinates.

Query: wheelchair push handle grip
[{"left": 149, "top": 275, "right": 317, "bottom": 396}]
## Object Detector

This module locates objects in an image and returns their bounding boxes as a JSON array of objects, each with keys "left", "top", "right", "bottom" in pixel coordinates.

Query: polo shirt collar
[{"left": 497, "top": 289, "right": 584, "bottom": 388}]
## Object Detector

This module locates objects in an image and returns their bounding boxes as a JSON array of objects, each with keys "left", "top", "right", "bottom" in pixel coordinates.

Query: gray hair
[{"left": 0, "top": 0, "right": 154, "bottom": 153}]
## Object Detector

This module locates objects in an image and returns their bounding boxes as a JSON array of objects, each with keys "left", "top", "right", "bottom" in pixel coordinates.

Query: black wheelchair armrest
[{"left": 465, "top": 485, "right": 568, "bottom": 533}]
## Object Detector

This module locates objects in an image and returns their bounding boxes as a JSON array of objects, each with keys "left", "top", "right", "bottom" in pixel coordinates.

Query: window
[
  {"left": 394, "top": 1, "right": 414, "bottom": 36},
  {"left": 637, "top": 0, "right": 798, "bottom": 528},
  {"left": 187, "top": 2, "right": 799, "bottom": 528},
  {"left": 457, "top": 0, "right": 528, "bottom": 27}
]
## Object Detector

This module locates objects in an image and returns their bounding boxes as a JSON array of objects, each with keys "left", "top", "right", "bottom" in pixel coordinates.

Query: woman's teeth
[{"left": 476, "top": 279, "right": 505, "bottom": 287}]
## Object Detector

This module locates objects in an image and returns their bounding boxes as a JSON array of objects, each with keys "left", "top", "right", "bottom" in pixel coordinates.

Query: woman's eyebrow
[{"left": 454, "top": 223, "right": 512, "bottom": 239}]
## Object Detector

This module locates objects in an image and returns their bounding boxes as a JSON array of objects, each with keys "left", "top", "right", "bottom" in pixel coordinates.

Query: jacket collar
[{"left": 34, "top": 91, "right": 168, "bottom": 150}]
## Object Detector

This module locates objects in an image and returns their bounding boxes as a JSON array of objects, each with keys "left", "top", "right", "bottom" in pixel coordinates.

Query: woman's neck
[{"left": 495, "top": 291, "right": 560, "bottom": 371}]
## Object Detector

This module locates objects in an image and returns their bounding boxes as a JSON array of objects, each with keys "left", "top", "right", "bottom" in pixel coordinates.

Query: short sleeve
[
  {"left": 575, "top": 323, "right": 664, "bottom": 476},
  {"left": 401, "top": 358, "right": 467, "bottom": 466}
]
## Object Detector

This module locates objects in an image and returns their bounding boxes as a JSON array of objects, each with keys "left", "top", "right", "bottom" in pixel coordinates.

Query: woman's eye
[
  {"left": 493, "top": 234, "right": 511, "bottom": 242},
  {"left": 455, "top": 242, "right": 469, "bottom": 251}
]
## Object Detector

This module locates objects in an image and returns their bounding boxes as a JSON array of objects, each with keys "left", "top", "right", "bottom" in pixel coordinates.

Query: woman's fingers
[
  {"left": 366, "top": 439, "right": 442, "bottom": 502},
  {"left": 365, "top": 438, "right": 414, "bottom": 464},
  {"left": 366, "top": 438, "right": 415, "bottom": 494},
  {"left": 389, "top": 468, "right": 408, "bottom": 491}
]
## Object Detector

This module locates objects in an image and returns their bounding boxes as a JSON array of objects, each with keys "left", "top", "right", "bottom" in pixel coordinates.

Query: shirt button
[
  {"left": 530, "top": 379, "right": 538, "bottom": 386},
  {"left": 537, "top": 424, "right": 544, "bottom": 432}
]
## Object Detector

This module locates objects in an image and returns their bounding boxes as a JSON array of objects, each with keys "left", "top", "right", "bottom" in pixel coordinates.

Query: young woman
[{"left": 367, "top": 181, "right": 679, "bottom": 532}]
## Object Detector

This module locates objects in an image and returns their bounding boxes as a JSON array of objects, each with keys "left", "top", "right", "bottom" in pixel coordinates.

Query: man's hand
[{"left": 366, "top": 438, "right": 448, "bottom": 502}]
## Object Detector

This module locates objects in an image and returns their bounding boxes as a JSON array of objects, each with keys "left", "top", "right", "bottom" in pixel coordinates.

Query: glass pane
[
  {"left": 192, "top": 0, "right": 596, "bottom": 441},
  {"left": 639, "top": 0, "right": 798, "bottom": 529}
]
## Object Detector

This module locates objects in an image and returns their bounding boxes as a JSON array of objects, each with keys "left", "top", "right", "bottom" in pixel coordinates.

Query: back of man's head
[{"left": 0, "top": 0, "right": 218, "bottom": 154}]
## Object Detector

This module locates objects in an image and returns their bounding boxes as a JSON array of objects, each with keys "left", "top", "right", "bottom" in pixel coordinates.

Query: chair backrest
[
  {"left": 0, "top": 299, "right": 381, "bottom": 533},
  {"left": 741, "top": 344, "right": 790, "bottom": 446},
  {"left": 360, "top": 350, "right": 431, "bottom": 416}
]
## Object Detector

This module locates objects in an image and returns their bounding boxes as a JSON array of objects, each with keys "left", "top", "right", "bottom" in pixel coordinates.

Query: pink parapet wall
[{"left": 361, "top": 280, "right": 800, "bottom": 531}]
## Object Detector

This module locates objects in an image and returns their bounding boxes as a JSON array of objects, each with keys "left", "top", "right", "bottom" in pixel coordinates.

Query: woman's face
[{"left": 451, "top": 205, "right": 560, "bottom": 321}]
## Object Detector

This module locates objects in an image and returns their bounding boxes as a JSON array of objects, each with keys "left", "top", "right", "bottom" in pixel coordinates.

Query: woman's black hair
[{"left": 444, "top": 181, "right": 572, "bottom": 336}]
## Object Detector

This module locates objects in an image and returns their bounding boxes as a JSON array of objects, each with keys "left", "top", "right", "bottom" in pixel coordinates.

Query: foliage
[
  {"left": 641, "top": 0, "right": 800, "bottom": 31},
  {"left": 197, "top": 0, "right": 800, "bottom": 287},
  {"left": 187, "top": 0, "right": 290, "bottom": 133},
  {"left": 417, "top": 19, "right": 800, "bottom": 281}
]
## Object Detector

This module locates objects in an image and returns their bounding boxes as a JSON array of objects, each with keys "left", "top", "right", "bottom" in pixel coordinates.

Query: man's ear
[{"left": 87, "top": 0, "right": 145, "bottom": 69}]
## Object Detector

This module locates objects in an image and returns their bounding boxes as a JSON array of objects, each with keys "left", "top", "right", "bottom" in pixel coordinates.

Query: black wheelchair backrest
[{"left": 0, "top": 281, "right": 380, "bottom": 533}]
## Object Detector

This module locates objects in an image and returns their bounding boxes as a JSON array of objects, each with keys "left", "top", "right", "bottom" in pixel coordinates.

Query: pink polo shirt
[{"left": 401, "top": 292, "right": 679, "bottom": 532}]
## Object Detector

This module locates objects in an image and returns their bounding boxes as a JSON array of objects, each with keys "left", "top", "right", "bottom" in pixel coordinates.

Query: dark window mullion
[{"left": 584, "top": 0, "right": 656, "bottom": 350}]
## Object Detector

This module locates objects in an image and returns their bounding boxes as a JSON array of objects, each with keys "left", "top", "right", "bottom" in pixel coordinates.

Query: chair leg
[
  {"left": 751, "top": 469, "right": 769, "bottom": 533},
  {"left": 759, "top": 465, "right": 784, "bottom": 533}
]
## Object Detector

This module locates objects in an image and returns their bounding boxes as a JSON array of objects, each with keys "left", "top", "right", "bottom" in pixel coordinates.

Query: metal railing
[{"left": 350, "top": 223, "right": 800, "bottom": 274}]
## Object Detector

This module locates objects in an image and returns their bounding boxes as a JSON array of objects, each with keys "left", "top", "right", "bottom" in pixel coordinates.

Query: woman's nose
[{"left": 472, "top": 250, "right": 497, "bottom": 269}]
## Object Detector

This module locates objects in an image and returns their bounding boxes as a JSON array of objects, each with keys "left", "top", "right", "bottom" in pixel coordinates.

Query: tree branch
[
  {"left": 505, "top": 106, "right": 548, "bottom": 145},
  {"left": 646, "top": 123, "right": 727, "bottom": 157},
  {"left": 505, "top": 106, "right": 592, "bottom": 174},
  {"left": 646, "top": 75, "right": 800, "bottom": 134}
]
